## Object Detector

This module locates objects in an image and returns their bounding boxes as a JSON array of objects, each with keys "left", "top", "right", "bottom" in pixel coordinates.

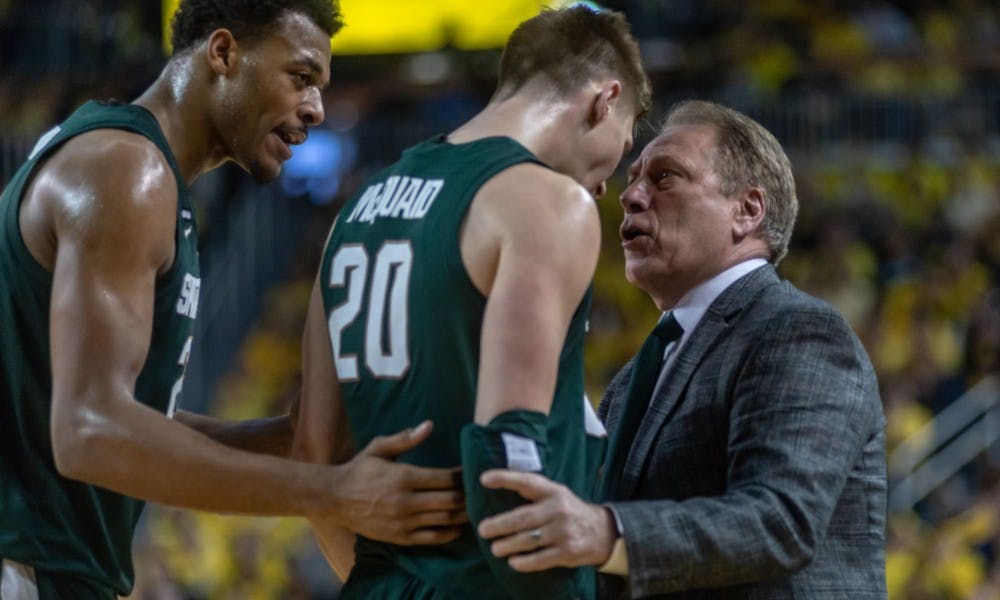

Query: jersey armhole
[
  {"left": 3, "top": 142, "right": 67, "bottom": 290},
  {"left": 441, "top": 156, "right": 550, "bottom": 304}
]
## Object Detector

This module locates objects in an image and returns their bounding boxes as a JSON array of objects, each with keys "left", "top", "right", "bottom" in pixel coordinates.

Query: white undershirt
[{"left": 657, "top": 259, "right": 767, "bottom": 383}]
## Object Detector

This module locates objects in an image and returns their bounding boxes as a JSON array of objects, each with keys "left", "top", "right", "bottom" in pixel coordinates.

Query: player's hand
[
  {"left": 477, "top": 469, "right": 617, "bottom": 571},
  {"left": 322, "top": 421, "right": 467, "bottom": 545}
]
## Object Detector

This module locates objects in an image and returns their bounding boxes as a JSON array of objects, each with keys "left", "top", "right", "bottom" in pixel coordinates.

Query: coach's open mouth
[{"left": 621, "top": 224, "right": 645, "bottom": 241}]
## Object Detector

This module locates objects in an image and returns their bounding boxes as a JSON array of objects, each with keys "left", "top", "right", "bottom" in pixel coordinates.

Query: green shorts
[{"left": 341, "top": 562, "right": 456, "bottom": 600}]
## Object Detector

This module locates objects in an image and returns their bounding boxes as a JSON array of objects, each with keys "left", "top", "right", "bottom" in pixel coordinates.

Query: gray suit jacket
[{"left": 598, "top": 265, "right": 886, "bottom": 599}]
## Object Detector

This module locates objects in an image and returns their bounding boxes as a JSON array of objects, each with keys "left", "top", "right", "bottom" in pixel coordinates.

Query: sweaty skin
[
  {"left": 294, "top": 70, "right": 637, "bottom": 583},
  {"left": 17, "top": 11, "right": 465, "bottom": 548}
]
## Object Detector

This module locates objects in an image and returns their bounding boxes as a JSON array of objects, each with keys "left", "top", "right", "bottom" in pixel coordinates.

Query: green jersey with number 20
[{"left": 320, "top": 134, "right": 604, "bottom": 599}]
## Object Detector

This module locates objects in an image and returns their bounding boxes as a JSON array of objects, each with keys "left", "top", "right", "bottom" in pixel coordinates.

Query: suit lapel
[
  {"left": 598, "top": 359, "right": 634, "bottom": 425},
  {"left": 615, "top": 265, "right": 781, "bottom": 499}
]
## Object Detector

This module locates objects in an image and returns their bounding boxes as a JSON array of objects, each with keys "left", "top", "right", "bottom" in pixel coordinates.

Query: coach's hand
[
  {"left": 326, "top": 421, "right": 467, "bottom": 546},
  {"left": 477, "top": 469, "right": 617, "bottom": 571}
]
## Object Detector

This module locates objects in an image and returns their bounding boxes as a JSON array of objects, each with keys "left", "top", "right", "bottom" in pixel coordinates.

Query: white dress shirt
[{"left": 656, "top": 259, "right": 768, "bottom": 393}]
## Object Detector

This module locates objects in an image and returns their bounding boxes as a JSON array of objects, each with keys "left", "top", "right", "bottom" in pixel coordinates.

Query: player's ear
[
  {"left": 591, "top": 180, "right": 608, "bottom": 200},
  {"left": 589, "top": 80, "right": 623, "bottom": 128},
  {"left": 205, "top": 28, "right": 239, "bottom": 76}
]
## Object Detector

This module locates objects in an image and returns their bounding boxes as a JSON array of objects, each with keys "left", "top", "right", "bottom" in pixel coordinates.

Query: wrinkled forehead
[{"left": 629, "top": 123, "right": 719, "bottom": 172}]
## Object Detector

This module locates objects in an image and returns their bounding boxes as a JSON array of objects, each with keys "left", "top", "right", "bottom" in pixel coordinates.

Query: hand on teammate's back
[{"left": 310, "top": 421, "right": 467, "bottom": 546}]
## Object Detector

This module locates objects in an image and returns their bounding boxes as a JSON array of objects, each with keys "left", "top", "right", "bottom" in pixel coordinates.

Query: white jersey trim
[{"left": 1, "top": 560, "right": 39, "bottom": 600}]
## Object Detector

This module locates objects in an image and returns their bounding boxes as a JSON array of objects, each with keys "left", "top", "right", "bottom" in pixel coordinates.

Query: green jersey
[
  {"left": 320, "top": 135, "right": 602, "bottom": 598},
  {"left": 0, "top": 100, "right": 201, "bottom": 597}
]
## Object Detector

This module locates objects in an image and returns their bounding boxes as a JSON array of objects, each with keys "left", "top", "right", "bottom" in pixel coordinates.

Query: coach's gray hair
[{"left": 662, "top": 100, "right": 798, "bottom": 264}]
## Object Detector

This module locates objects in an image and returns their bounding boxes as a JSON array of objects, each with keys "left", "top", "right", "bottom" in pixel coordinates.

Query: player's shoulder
[
  {"left": 33, "top": 128, "right": 180, "bottom": 240},
  {"left": 58, "top": 128, "right": 176, "bottom": 194},
  {"left": 479, "top": 162, "right": 596, "bottom": 222},
  {"left": 493, "top": 162, "right": 590, "bottom": 199},
  {"left": 471, "top": 162, "right": 600, "bottom": 262}
]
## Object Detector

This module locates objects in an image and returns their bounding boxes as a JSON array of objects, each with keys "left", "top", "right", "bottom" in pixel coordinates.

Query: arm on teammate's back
[
  {"left": 459, "top": 167, "right": 600, "bottom": 598},
  {"left": 293, "top": 276, "right": 467, "bottom": 576},
  {"left": 45, "top": 140, "right": 323, "bottom": 513},
  {"left": 43, "top": 146, "right": 466, "bottom": 539},
  {"left": 173, "top": 410, "right": 296, "bottom": 456}
]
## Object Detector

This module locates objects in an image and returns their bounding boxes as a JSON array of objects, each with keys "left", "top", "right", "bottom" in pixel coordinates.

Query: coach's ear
[
  {"left": 732, "top": 186, "right": 765, "bottom": 241},
  {"left": 589, "top": 80, "right": 624, "bottom": 128}
]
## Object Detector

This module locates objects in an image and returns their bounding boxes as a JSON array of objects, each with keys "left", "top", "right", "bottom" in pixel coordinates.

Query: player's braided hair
[{"left": 170, "top": 0, "right": 342, "bottom": 53}]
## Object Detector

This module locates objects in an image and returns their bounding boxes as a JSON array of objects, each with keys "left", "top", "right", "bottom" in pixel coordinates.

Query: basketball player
[
  {"left": 0, "top": 2, "right": 463, "bottom": 598},
  {"left": 293, "top": 6, "right": 651, "bottom": 598}
]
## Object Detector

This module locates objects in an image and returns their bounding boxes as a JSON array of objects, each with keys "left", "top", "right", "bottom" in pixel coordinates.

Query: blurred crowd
[{"left": 2, "top": 0, "right": 999, "bottom": 598}]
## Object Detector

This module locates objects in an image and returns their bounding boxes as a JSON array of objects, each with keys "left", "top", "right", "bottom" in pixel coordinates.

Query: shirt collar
[{"left": 668, "top": 259, "right": 768, "bottom": 341}]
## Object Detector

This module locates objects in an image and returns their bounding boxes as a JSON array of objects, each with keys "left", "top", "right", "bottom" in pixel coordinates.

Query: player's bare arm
[
  {"left": 172, "top": 410, "right": 296, "bottom": 456},
  {"left": 466, "top": 164, "right": 639, "bottom": 573},
  {"left": 37, "top": 130, "right": 315, "bottom": 513},
  {"left": 451, "top": 161, "right": 603, "bottom": 596},
  {"left": 20, "top": 131, "right": 459, "bottom": 545},
  {"left": 293, "top": 275, "right": 467, "bottom": 577},
  {"left": 463, "top": 163, "right": 601, "bottom": 422}
]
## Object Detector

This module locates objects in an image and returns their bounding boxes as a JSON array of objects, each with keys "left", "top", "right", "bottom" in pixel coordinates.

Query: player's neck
[
  {"left": 449, "top": 93, "right": 580, "bottom": 165},
  {"left": 133, "top": 59, "right": 219, "bottom": 185}
]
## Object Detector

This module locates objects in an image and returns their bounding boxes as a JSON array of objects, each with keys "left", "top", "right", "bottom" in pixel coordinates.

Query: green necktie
[{"left": 598, "top": 313, "right": 683, "bottom": 500}]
